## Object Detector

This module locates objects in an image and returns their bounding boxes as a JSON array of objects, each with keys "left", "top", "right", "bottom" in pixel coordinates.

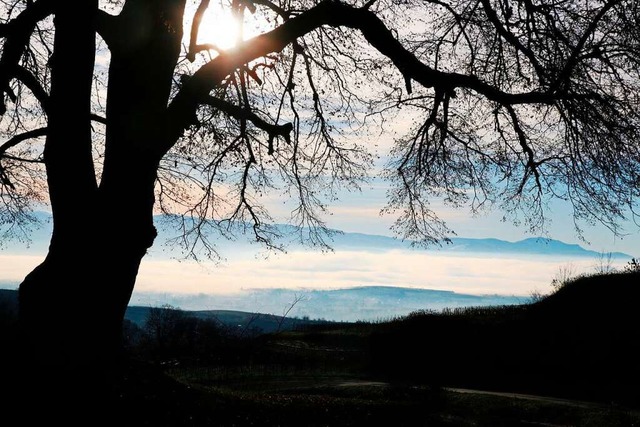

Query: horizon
[{"left": 1, "top": 210, "right": 635, "bottom": 320}]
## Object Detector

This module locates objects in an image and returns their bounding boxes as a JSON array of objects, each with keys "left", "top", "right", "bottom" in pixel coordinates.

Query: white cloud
[
  {"left": 1, "top": 247, "right": 629, "bottom": 319},
  {"left": 0, "top": 255, "right": 42, "bottom": 286},
  {"left": 131, "top": 248, "right": 620, "bottom": 303}
]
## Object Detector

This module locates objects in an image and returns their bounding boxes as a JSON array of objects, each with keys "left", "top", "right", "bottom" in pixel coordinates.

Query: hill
[
  {"left": 125, "top": 270, "right": 640, "bottom": 425},
  {"left": 1, "top": 289, "right": 340, "bottom": 334},
  {"left": 117, "top": 271, "right": 640, "bottom": 408},
  {"left": 1, "top": 211, "right": 632, "bottom": 259},
  {"left": 364, "top": 271, "right": 640, "bottom": 406},
  {"left": 124, "top": 305, "right": 339, "bottom": 334},
  {"left": 132, "top": 286, "right": 525, "bottom": 323},
  {"left": 2, "top": 272, "right": 640, "bottom": 426}
]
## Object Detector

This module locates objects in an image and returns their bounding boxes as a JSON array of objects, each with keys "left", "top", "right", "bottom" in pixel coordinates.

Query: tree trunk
[{"left": 10, "top": 1, "right": 186, "bottom": 418}]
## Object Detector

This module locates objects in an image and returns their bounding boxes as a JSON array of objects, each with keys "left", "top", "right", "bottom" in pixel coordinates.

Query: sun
[
  {"left": 185, "top": 0, "right": 269, "bottom": 57},
  {"left": 197, "top": 7, "right": 241, "bottom": 51}
]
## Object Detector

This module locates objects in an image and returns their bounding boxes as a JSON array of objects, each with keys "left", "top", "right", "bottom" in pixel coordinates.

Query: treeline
[
  {"left": 123, "top": 305, "right": 267, "bottom": 365},
  {"left": 366, "top": 271, "right": 640, "bottom": 407},
  {"left": 122, "top": 304, "right": 352, "bottom": 367}
]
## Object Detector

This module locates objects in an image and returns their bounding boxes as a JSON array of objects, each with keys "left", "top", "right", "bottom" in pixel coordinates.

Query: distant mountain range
[
  {"left": 0, "top": 286, "right": 526, "bottom": 328},
  {"left": 0, "top": 289, "right": 335, "bottom": 333},
  {"left": 4, "top": 211, "right": 629, "bottom": 322},
  {"left": 0, "top": 211, "right": 632, "bottom": 259},
  {"left": 316, "top": 233, "right": 631, "bottom": 258},
  {"left": 127, "top": 286, "right": 525, "bottom": 323},
  {"left": 132, "top": 285, "right": 527, "bottom": 328}
]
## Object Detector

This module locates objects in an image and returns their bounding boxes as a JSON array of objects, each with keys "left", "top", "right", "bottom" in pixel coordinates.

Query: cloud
[
  {"left": 1, "top": 247, "right": 628, "bottom": 320},
  {"left": 132, "top": 248, "right": 619, "bottom": 301},
  {"left": 129, "top": 286, "right": 525, "bottom": 323},
  {"left": 0, "top": 255, "right": 42, "bottom": 286},
  {"left": 2, "top": 210, "right": 632, "bottom": 321}
]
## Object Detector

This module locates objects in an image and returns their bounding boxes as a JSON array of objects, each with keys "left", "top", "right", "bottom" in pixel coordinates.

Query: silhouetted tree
[
  {"left": 624, "top": 258, "right": 640, "bottom": 273},
  {"left": 141, "top": 305, "right": 195, "bottom": 358},
  {"left": 0, "top": 0, "right": 638, "bottom": 374}
]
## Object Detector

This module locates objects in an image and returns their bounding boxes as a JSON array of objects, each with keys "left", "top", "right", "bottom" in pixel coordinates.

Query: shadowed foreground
[
  {"left": 1, "top": 272, "right": 640, "bottom": 426},
  {"left": 3, "top": 358, "right": 637, "bottom": 427}
]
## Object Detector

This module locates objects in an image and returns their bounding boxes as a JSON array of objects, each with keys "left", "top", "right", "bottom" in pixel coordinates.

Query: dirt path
[
  {"left": 333, "top": 380, "right": 622, "bottom": 411},
  {"left": 444, "top": 387, "right": 613, "bottom": 409},
  {"left": 180, "top": 368, "right": 637, "bottom": 416},
  {"left": 335, "top": 380, "right": 390, "bottom": 387}
]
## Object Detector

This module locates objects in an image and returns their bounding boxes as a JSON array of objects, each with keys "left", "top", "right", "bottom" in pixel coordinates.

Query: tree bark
[
  {"left": 14, "top": 2, "right": 185, "bottom": 406},
  {"left": 17, "top": 0, "right": 101, "bottom": 365}
]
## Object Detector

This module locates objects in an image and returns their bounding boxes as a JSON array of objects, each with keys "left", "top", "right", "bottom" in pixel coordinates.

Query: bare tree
[
  {"left": 0, "top": 0, "right": 638, "bottom": 381},
  {"left": 277, "top": 292, "right": 306, "bottom": 332}
]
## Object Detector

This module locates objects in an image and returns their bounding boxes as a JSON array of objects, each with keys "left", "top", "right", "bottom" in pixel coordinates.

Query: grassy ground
[
  {"left": 108, "top": 360, "right": 640, "bottom": 427},
  {"left": 3, "top": 272, "right": 640, "bottom": 426}
]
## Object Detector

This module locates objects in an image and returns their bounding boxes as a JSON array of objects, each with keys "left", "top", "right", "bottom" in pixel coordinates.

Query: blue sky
[
  {"left": 1, "top": 1, "right": 638, "bottom": 317},
  {"left": 186, "top": 2, "right": 640, "bottom": 259},
  {"left": 1, "top": 144, "right": 637, "bottom": 319},
  {"left": 301, "top": 176, "right": 640, "bottom": 257},
  {"left": 1, "top": 191, "right": 635, "bottom": 314}
]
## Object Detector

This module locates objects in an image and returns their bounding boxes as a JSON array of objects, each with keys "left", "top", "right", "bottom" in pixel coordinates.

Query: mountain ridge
[
  {"left": 0, "top": 211, "right": 632, "bottom": 259},
  {"left": 0, "top": 286, "right": 524, "bottom": 330}
]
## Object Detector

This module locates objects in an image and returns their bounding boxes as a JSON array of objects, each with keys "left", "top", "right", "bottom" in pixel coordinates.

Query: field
[{"left": 2, "top": 272, "right": 640, "bottom": 426}]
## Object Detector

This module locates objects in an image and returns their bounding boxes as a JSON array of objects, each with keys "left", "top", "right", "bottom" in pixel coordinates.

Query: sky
[
  {"left": 1, "top": 2, "right": 639, "bottom": 319},
  {"left": 325, "top": 178, "right": 640, "bottom": 257},
  {"left": 129, "top": 166, "right": 638, "bottom": 313},
  {"left": 186, "top": 1, "right": 640, "bottom": 259},
  {"left": 93, "top": 1, "right": 640, "bottom": 260},
  {"left": 0, "top": 191, "right": 635, "bottom": 319}
]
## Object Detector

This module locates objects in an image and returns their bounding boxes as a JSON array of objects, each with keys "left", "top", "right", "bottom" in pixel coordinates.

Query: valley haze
[{"left": 0, "top": 212, "right": 634, "bottom": 321}]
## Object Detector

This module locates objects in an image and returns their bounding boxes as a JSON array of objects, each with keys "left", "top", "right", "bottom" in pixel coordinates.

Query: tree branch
[
  {"left": 201, "top": 95, "right": 293, "bottom": 152},
  {"left": 0, "top": 127, "right": 47, "bottom": 157},
  {"left": 95, "top": 8, "right": 119, "bottom": 48},
  {"left": 90, "top": 113, "right": 107, "bottom": 125},
  {"left": 165, "top": 0, "right": 580, "bottom": 158},
  {"left": 550, "top": 0, "right": 621, "bottom": 92},
  {"left": 479, "top": 0, "right": 546, "bottom": 83},
  {"left": 187, "top": 0, "right": 211, "bottom": 62},
  {"left": 13, "top": 65, "right": 49, "bottom": 112},
  {"left": 504, "top": 104, "right": 541, "bottom": 193},
  {"left": 251, "top": 0, "right": 290, "bottom": 19},
  {"left": 0, "top": 0, "right": 54, "bottom": 113}
]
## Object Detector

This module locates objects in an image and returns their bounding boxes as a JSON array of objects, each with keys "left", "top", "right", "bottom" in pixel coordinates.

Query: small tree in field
[
  {"left": 624, "top": 258, "right": 640, "bottom": 273},
  {"left": 0, "top": 0, "right": 638, "bottom": 380}
]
